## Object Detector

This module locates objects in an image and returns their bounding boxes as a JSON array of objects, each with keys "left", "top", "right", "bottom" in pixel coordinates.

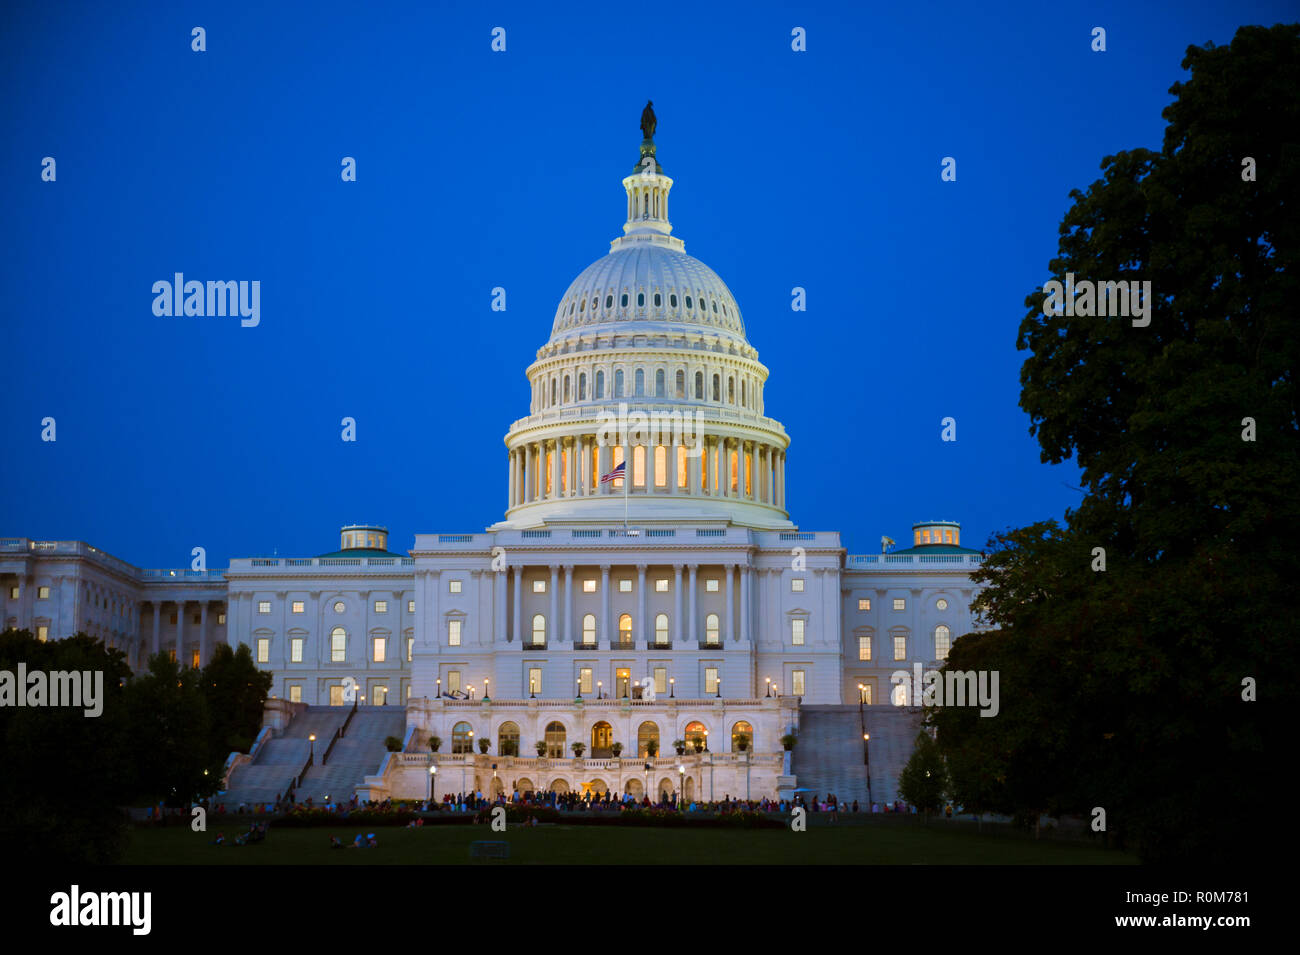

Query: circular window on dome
[
  {"left": 333, "top": 601, "right": 346, "bottom": 613},
  {"left": 670, "top": 294, "right": 678, "bottom": 308},
  {"left": 685, "top": 295, "right": 692, "bottom": 309},
  {"left": 654, "top": 293, "right": 661, "bottom": 307},
  {"left": 605, "top": 295, "right": 613, "bottom": 309},
  {"left": 637, "top": 292, "right": 645, "bottom": 307},
  {"left": 621, "top": 293, "right": 629, "bottom": 307}
]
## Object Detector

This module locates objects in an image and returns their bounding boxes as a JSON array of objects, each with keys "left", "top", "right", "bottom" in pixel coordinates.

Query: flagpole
[{"left": 623, "top": 459, "right": 629, "bottom": 530}]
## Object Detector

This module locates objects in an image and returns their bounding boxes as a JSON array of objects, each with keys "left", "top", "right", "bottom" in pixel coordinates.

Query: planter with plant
[
  {"left": 571, "top": 742, "right": 586, "bottom": 758},
  {"left": 384, "top": 735, "right": 403, "bottom": 753},
  {"left": 428, "top": 735, "right": 442, "bottom": 753},
  {"left": 477, "top": 737, "right": 491, "bottom": 754},
  {"left": 645, "top": 739, "right": 658, "bottom": 758},
  {"left": 611, "top": 742, "right": 623, "bottom": 757},
  {"left": 535, "top": 740, "right": 548, "bottom": 757},
  {"left": 673, "top": 739, "right": 686, "bottom": 756},
  {"left": 781, "top": 733, "right": 797, "bottom": 752},
  {"left": 736, "top": 734, "right": 750, "bottom": 752}
]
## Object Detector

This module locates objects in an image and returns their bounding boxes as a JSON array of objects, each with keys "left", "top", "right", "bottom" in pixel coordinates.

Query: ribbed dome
[{"left": 550, "top": 244, "right": 746, "bottom": 343}]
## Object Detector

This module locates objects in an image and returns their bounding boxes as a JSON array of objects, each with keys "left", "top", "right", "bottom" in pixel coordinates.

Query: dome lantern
[{"left": 615, "top": 100, "right": 682, "bottom": 253}]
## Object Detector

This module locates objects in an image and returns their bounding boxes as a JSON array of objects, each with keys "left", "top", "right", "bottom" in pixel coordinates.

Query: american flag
[{"left": 600, "top": 461, "right": 626, "bottom": 484}]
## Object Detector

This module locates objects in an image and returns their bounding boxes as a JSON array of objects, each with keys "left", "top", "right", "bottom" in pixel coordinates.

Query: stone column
[
  {"left": 548, "top": 565, "right": 558, "bottom": 645},
  {"left": 724, "top": 564, "right": 735, "bottom": 644},
  {"left": 512, "top": 565, "right": 522, "bottom": 644},
  {"left": 599, "top": 441, "right": 611, "bottom": 495},
  {"left": 674, "top": 564, "right": 684, "bottom": 645},
  {"left": 563, "top": 564, "right": 574, "bottom": 645},
  {"left": 523, "top": 446, "right": 533, "bottom": 503},
  {"left": 636, "top": 564, "right": 647, "bottom": 648},
  {"left": 175, "top": 600, "right": 185, "bottom": 666},
  {"left": 600, "top": 564, "right": 611, "bottom": 647},
  {"left": 739, "top": 565, "right": 750, "bottom": 644},
  {"left": 688, "top": 565, "right": 698, "bottom": 645},
  {"left": 199, "top": 600, "right": 209, "bottom": 667},
  {"left": 550, "top": 440, "right": 562, "bottom": 500},
  {"left": 151, "top": 602, "right": 161, "bottom": 656},
  {"left": 508, "top": 450, "right": 516, "bottom": 508},
  {"left": 495, "top": 564, "right": 508, "bottom": 644}
]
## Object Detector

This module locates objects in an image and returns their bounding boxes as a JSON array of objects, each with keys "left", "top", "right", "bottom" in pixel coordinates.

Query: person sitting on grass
[
  {"left": 366, "top": 833, "right": 378, "bottom": 847},
  {"left": 211, "top": 832, "right": 225, "bottom": 846},
  {"left": 330, "top": 836, "right": 344, "bottom": 849}
]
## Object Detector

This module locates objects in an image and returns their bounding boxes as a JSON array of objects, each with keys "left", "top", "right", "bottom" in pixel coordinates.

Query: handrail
[{"left": 322, "top": 703, "right": 358, "bottom": 765}]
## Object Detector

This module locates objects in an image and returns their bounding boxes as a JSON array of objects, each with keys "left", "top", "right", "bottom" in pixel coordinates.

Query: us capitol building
[{"left": 2, "top": 106, "right": 984, "bottom": 806}]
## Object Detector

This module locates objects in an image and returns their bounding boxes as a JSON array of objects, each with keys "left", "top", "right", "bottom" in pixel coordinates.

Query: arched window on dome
[
  {"left": 675, "top": 370, "right": 685, "bottom": 398},
  {"left": 578, "top": 373, "right": 587, "bottom": 401},
  {"left": 728, "top": 376, "right": 735, "bottom": 404},
  {"left": 654, "top": 292, "right": 662, "bottom": 307},
  {"left": 579, "top": 298, "right": 585, "bottom": 312},
  {"left": 614, "top": 369, "right": 624, "bottom": 397},
  {"left": 606, "top": 294, "right": 613, "bottom": 310},
  {"left": 712, "top": 300, "right": 718, "bottom": 313},
  {"left": 595, "top": 370, "right": 605, "bottom": 399},
  {"left": 655, "top": 369, "right": 665, "bottom": 397},
  {"left": 637, "top": 292, "right": 645, "bottom": 308},
  {"left": 741, "top": 379, "right": 746, "bottom": 407},
  {"left": 563, "top": 375, "right": 570, "bottom": 403},
  {"left": 551, "top": 378, "right": 557, "bottom": 405},
  {"left": 634, "top": 368, "right": 645, "bottom": 396},
  {"left": 685, "top": 295, "right": 693, "bottom": 309},
  {"left": 569, "top": 301, "right": 574, "bottom": 315},
  {"left": 621, "top": 293, "right": 629, "bottom": 308},
  {"left": 670, "top": 294, "right": 678, "bottom": 309},
  {"left": 694, "top": 371, "right": 704, "bottom": 399},
  {"left": 712, "top": 374, "right": 720, "bottom": 402}
]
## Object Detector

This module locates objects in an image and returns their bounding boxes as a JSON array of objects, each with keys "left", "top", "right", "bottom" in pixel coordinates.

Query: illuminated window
[
  {"left": 372, "top": 637, "right": 386, "bottom": 663},
  {"left": 407, "top": 637, "right": 413, "bottom": 661},
  {"left": 452, "top": 722, "right": 474, "bottom": 754},
  {"left": 331, "top": 627, "right": 346, "bottom": 662},
  {"left": 936, "top": 598, "right": 948, "bottom": 611},
  {"left": 533, "top": 580, "right": 546, "bottom": 593},
  {"left": 373, "top": 685, "right": 388, "bottom": 705},
  {"left": 619, "top": 579, "right": 632, "bottom": 592},
  {"left": 893, "top": 635, "right": 907, "bottom": 660},
  {"left": 705, "top": 667, "right": 719, "bottom": 695},
  {"left": 449, "top": 580, "right": 462, "bottom": 594},
  {"left": 374, "top": 600, "right": 388, "bottom": 614},
  {"left": 730, "top": 449, "right": 738, "bottom": 492},
  {"left": 582, "top": 614, "right": 596, "bottom": 646},
  {"left": 449, "top": 619, "right": 462, "bottom": 646},
  {"left": 258, "top": 601, "right": 271, "bottom": 614},
  {"left": 618, "top": 613, "right": 633, "bottom": 646},
  {"left": 291, "top": 638, "right": 303, "bottom": 662},
  {"left": 731, "top": 721, "right": 752, "bottom": 751},
  {"left": 935, "top": 625, "right": 952, "bottom": 661},
  {"left": 333, "top": 601, "right": 346, "bottom": 613},
  {"left": 705, "top": 613, "right": 720, "bottom": 646},
  {"left": 408, "top": 600, "right": 415, "bottom": 613},
  {"left": 654, "top": 668, "right": 667, "bottom": 693},
  {"left": 583, "top": 579, "right": 596, "bottom": 593},
  {"left": 655, "top": 613, "right": 669, "bottom": 645},
  {"left": 654, "top": 445, "right": 667, "bottom": 486},
  {"left": 792, "top": 670, "right": 805, "bottom": 696},
  {"left": 893, "top": 598, "right": 906, "bottom": 611},
  {"left": 858, "top": 598, "right": 871, "bottom": 611},
  {"left": 498, "top": 722, "right": 520, "bottom": 755},
  {"left": 792, "top": 619, "right": 805, "bottom": 646},
  {"left": 37, "top": 625, "right": 49, "bottom": 642},
  {"left": 791, "top": 578, "right": 804, "bottom": 592},
  {"left": 860, "top": 684, "right": 872, "bottom": 704},
  {"left": 291, "top": 601, "right": 304, "bottom": 614},
  {"left": 705, "top": 579, "right": 719, "bottom": 593},
  {"left": 218, "top": 613, "right": 226, "bottom": 624},
  {"left": 447, "top": 670, "right": 461, "bottom": 694},
  {"left": 655, "top": 579, "right": 669, "bottom": 592},
  {"left": 545, "top": 721, "right": 565, "bottom": 756},
  {"left": 612, "top": 446, "right": 624, "bottom": 488},
  {"left": 7, "top": 587, "right": 17, "bottom": 599},
  {"left": 633, "top": 445, "right": 646, "bottom": 487},
  {"left": 685, "top": 721, "right": 707, "bottom": 751},
  {"left": 38, "top": 586, "right": 50, "bottom": 599},
  {"left": 289, "top": 685, "right": 302, "bottom": 703},
  {"left": 329, "top": 685, "right": 344, "bottom": 706},
  {"left": 677, "top": 444, "right": 687, "bottom": 487},
  {"left": 255, "top": 638, "right": 269, "bottom": 662},
  {"left": 579, "top": 667, "right": 593, "bottom": 694},
  {"left": 169, "top": 648, "right": 176, "bottom": 662},
  {"left": 858, "top": 636, "right": 871, "bottom": 661},
  {"left": 531, "top": 614, "right": 546, "bottom": 646},
  {"left": 192, "top": 648, "right": 200, "bottom": 668}
]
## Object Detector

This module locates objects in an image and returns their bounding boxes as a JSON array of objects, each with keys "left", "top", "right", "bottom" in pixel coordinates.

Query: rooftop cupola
[{"left": 614, "top": 99, "right": 683, "bottom": 253}]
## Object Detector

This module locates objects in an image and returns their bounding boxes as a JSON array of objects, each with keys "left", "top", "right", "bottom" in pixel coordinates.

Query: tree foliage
[{"left": 897, "top": 731, "right": 949, "bottom": 817}]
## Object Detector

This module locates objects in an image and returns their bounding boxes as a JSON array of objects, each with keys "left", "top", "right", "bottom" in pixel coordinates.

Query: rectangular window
[
  {"left": 791, "top": 578, "right": 804, "bottom": 592},
  {"left": 893, "top": 598, "right": 905, "bottom": 611},
  {"left": 170, "top": 613, "right": 177, "bottom": 625},
  {"left": 372, "top": 637, "right": 386, "bottom": 662},
  {"left": 579, "top": 667, "right": 593, "bottom": 694},
  {"left": 408, "top": 600, "right": 415, "bottom": 613},
  {"left": 858, "top": 598, "right": 871, "bottom": 611},
  {"left": 705, "top": 579, "right": 719, "bottom": 592},
  {"left": 289, "top": 685, "right": 302, "bottom": 703},
  {"left": 792, "top": 670, "right": 805, "bottom": 696},
  {"left": 615, "top": 668, "right": 630, "bottom": 699},
  {"left": 705, "top": 667, "right": 719, "bottom": 695},
  {"left": 619, "top": 579, "right": 632, "bottom": 592},
  {"left": 858, "top": 636, "right": 871, "bottom": 661},
  {"left": 257, "top": 638, "right": 269, "bottom": 663},
  {"left": 894, "top": 635, "right": 907, "bottom": 660},
  {"left": 218, "top": 613, "right": 226, "bottom": 624},
  {"left": 528, "top": 667, "right": 542, "bottom": 696},
  {"left": 331, "top": 630, "right": 346, "bottom": 662},
  {"left": 449, "top": 580, "right": 462, "bottom": 594},
  {"left": 407, "top": 637, "right": 414, "bottom": 662},
  {"left": 329, "top": 685, "right": 344, "bottom": 706},
  {"left": 193, "top": 613, "right": 200, "bottom": 625},
  {"left": 583, "top": 579, "right": 596, "bottom": 593},
  {"left": 291, "top": 638, "right": 303, "bottom": 662},
  {"left": 191, "top": 648, "right": 200, "bottom": 668},
  {"left": 168, "top": 648, "right": 176, "bottom": 662},
  {"left": 7, "top": 587, "right": 17, "bottom": 599},
  {"left": 38, "top": 586, "right": 50, "bottom": 599},
  {"left": 448, "top": 619, "right": 462, "bottom": 646},
  {"left": 258, "top": 601, "right": 271, "bottom": 614},
  {"left": 292, "top": 601, "right": 305, "bottom": 614},
  {"left": 533, "top": 580, "right": 546, "bottom": 593},
  {"left": 655, "top": 579, "right": 669, "bottom": 592},
  {"left": 374, "top": 600, "right": 388, "bottom": 614},
  {"left": 37, "top": 625, "right": 49, "bottom": 642},
  {"left": 654, "top": 667, "right": 667, "bottom": 694},
  {"left": 792, "top": 619, "right": 805, "bottom": 645},
  {"left": 448, "top": 670, "right": 461, "bottom": 694}
]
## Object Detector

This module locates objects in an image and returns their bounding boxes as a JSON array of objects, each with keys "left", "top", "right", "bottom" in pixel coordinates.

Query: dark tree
[{"left": 201, "top": 643, "right": 272, "bottom": 761}]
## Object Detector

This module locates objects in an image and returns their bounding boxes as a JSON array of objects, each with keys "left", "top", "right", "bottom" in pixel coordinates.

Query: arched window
[
  {"left": 675, "top": 370, "right": 685, "bottom": 397},
  {"left": 741, "top": 380, "right": 746, "bottom": 407},
  {"left": 694, "top": 371, "right": 704, "bottom": 399},
  {"left": 712, "top": 299, "right": 718, "bottom": 313},
  {"left": 531, "top": 613, "right": 546, "bottom": 647},
  {"left": 712, "top": 374, "right": 720, "bottom": 402},
  {"left": 545, "top": 721, "right": 566, "bottom": 757},
  {"left": 670, "top": 293, "right": 678, "bottom": 308},
  {"left": 654, "top": 292, "right": 662, "bottom": 307},
  {"left": 728, "top": 376, "right": 735, "bottom": 403},
  {"left": 638, "top": 721, "right": 660, "bottom": 757},
  {"left": 621, "top": 293, "right": 629, "bottom": 308},
  {"left": 731, "top": 721, "right": 753, "bottom": 752},
  {"left": 655, "top": 369, "right": 666, "bottom": 396},
  {"left": 618, "top": 613, "right": 633, "bottom": 647},
  {"left": 595, "top": 370, "right": 605, "bottom": 399},
  {"left": 934, "top": 625, "right": 951, "bottom": 661},
  {"left": 551, "top": 378, "right": 557, "bottom": 404},
  {"left": 452, "top": 721, "right": 474, "bottom": 754},
  {"left": 637, "top": 292, "right": 645, "bottom": 307},
  {"left": 654, "top": 445, "right": 667, "bottom": 487},
  {"left": 685, "top": 295, "right": 693, "bottom": 309},
  {"left": 578, "top": 372, "right": 587, "bottom": 400},
  {"left": 634, "top": 368, "right": 645, "bottom": 396},
  {"left": 685, "top": 721, "right": 707, "bottom": 752},
  {"left": 605, "top": 294, "right": 613, "bottom": 310},
  {"left": 582, "top": 613, "right": 596, "bottom": 647},
  {"left": 614, "top": 369, "right": 624, "bottom": 397},
  {"left": 591, "top": 721, "right": 613, "bottom": 755},
  {"left": 563, "top": 376, "right": 570, "bottom": 403},
  {"left": 655, "top": 613, "right": 669, "bottom": 646},
  {"left": 498, "top": 722, "right": 520, "bottom": 756},
  {"left": 330, "top": 627, "right": 346, "bottom": 662},
  {"left": 580, "top": 297, "right": 585, "bottom": 312},
  {"left": 705, "top": 613, "right": 720, "bottom": 646}
]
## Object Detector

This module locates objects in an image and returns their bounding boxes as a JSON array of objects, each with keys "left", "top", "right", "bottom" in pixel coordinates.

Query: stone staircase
[
  {"left": 221, "top": 706, "right": 350, "bottom": 808},
  {"left": 292, "top": 706, "right": 405, "bottom": 806},
  {"left": 792, "top": 705, "right": 923, "bottom": 807}
]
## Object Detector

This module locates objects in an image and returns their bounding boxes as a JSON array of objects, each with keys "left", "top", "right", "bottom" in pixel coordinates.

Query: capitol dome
[{"left": 495, "top": 104, "right": 792, "bottom": 531}]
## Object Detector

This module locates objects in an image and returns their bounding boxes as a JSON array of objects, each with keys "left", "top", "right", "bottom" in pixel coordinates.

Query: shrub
[{"left": 384, "top": 736, "right": 403, "bottom": 752}]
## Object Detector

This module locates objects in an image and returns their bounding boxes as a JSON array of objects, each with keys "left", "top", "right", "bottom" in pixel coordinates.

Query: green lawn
[{"left": 123, "top": 820, "right": 1137, "bottom": 865}]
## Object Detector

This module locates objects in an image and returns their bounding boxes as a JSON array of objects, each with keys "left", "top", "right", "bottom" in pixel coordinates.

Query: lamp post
[
  {"left": 436, "top": 677, "right": 441, "bottom": 699},
  {"left": 669, "top": 677, "right": 675, "bottom": 698},
  {"left": 484, "top": 678, "right": 490, "bottom": 701},
  {"left": 428, "top": 763, "right": 436, "bottom": 802},
  {"left": 644, "top": 761, "right": 651, "bottom": 805},
  {"left": 858, "top": 682, "right": 873, "bottom": 807},
  {"left": 703, "top": 729, "right": 709, "bottom": 752},
  {"left": 765, "top": 677, "right": 771, "bottom": 698},
  {"left": 678, "top": 765, "right": 685, "bottom": 810},
  {"left": 530, "top": 675, "right": 536, "bottom": 698},
  {"left": 308, "top": 733, "right": 316, "bottom": 761},
  {"left": 575, "top": 678, "right": 582, "bottom": 701},
  {"left": 597, "top": 681, "right": 603, "bottom": 700},
  {"left": 464, "top": 732, "right": 472, "bottom": 800}
]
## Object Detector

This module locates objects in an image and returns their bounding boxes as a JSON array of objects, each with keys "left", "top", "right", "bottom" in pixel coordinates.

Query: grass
[{"left": 122, "top": 818, "right": 1138, "bottom": 865}]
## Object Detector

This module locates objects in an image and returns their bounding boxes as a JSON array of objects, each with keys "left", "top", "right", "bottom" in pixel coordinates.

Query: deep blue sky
[{"left": 1, "top": 1, "right": 1289, "bottom": 568}]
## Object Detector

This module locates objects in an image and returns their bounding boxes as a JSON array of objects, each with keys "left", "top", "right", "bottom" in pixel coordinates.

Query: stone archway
[
  {"left": 624, "top": 778, "right": 644, "bottom": 798},
  {"left": 658, "top": 777, "right": 675, "bottom": 801},
  {"left": 551, "top": 778, "right": 570, "bottom": 795}
]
